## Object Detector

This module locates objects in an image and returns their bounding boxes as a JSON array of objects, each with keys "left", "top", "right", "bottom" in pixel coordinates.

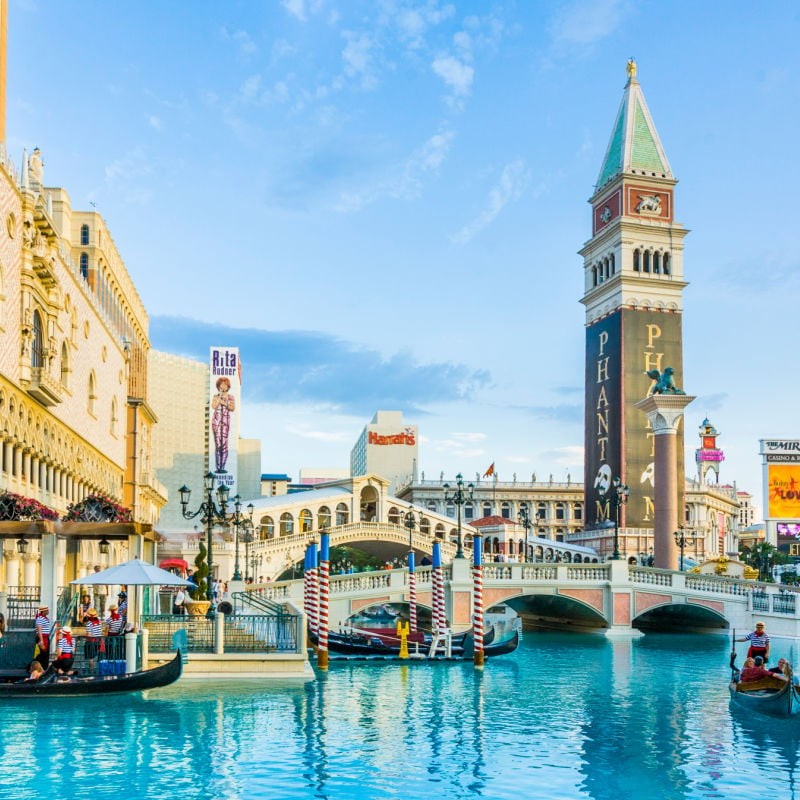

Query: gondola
[
  {"left": 728, "top": 674, "right": 800, "bottom": 719},
  {"left": 0, "top": 650, "right": 183, "bottom": 697},
  {"left": 309, "top": 624, "right": 519, "bottom": 660}
]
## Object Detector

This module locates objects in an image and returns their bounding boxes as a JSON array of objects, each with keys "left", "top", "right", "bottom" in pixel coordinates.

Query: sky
[{"left": 7, "top": 0, "right": 800, "bottom": 515}]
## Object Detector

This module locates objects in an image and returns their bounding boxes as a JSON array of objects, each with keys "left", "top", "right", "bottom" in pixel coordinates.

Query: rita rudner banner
[{"left": 209, "top": 346, "right": 240, "bottom": 492}]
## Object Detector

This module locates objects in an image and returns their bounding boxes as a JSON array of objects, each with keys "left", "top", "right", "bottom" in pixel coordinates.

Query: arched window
[
  {"left": 318, "top": 506, "right": 331, "bottom": 530},
  {"left": 610, "top": 253, "right": 615, "bottom": 274},
  {"left": 80, "top": 224, "right": 89, "bottom": 246},
  {"left": 537, "top": 502, "right": 547, "bottom": 520},
  {"left": 464, "top": 502, "right": 475, "bottom": 520},
  {"left": 426, "top": 501, "right": 437, "bottom": 512},
  {"left": 388, "top": 507, "right": 400, "bottom": 525},
  {"left": 60, "top": 342, "right": 70, "bottom": 388},
  {"left": 420, "top": 517, "right": 430, "bottom": 535},
  {"left": 335, "top": 503, "right": 349, "bottom": 526},
  {"left": 500, "top": 501, "right": 510, "bottom": 519},
  {"left": 483, "top": 502, "right": 492, "bottom": 517},
  {"left": 555, "top": 502, "right": 565, "bottom": 520},
  {"left": 653, "top": 251, "right": 661, "bottom": 273},
  {"left": 261, "top": 516, "right": 274, "bottom": 540},
  {"left": 88, "top": 371, "right": 97, "bottom": 415},
  {"left": 79, "top": 252, "right": 89, "bottom": 279},
  {"left": 643, "top": 250, "right": 651, "bottom": 272},
  {"left": 574, "top": 554, "right": 582, "bottom": 563},
  {"left": 633, "top": 249, "right": 640, "bottom": 271},
  {"left": 574, "top": 503, "right": 583, "bottom": 521},
  {"left": 299, "top": 509, "right": 312, "bottom": 533},
  {"left": 31, "top": 310, "right": 44, "bottom": 368},
  {"left": 279, "top": 512, "right": 294, "bottom": 537},
  {"left": 663, "top": 252, "right": 670, "bottom": 275},
  {"left": 445, "top": 502, "right": 455, "bottom": 518},
  {"left": 110, "top": 396, "right": 118, "bottom": 436},
  {"left": 508, "top": 539, "right": 515, "bottom": 555},
  {"left": 592, "top": 265, "right": 598, "bottom": 286},
  {"left": 435, "top": 523, "right": 445, "bottom": 539}
]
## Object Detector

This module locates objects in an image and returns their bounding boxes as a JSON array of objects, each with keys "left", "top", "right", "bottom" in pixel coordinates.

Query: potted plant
[{"left": 183, "top": 542, "right": 212, "bottom": 616}]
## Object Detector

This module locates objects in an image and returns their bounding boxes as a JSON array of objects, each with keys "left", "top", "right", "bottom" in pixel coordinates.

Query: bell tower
[{"left": 581, "top": 61, "right": 689, "bottom": 532}]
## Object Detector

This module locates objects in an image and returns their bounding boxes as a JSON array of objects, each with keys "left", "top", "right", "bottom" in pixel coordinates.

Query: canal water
[{"left": 1, "top": 634, "right": 799, "bottom": 800}]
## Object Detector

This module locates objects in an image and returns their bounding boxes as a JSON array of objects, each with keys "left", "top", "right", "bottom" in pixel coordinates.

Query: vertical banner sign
[
  {"left": 621, "top": 310, "right": 684, "bottom": 529},
  {"left": 584, "top": 312, "right": 623, "bottom": 528},
  {"left": 209, "top": 346, "right": 240, "bottom": 493}
]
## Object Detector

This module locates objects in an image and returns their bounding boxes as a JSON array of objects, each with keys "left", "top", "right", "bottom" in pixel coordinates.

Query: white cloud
[
  {"left": 223, "top": 28, "right": 258, "bottom": 56},
  {"left": 549, "top": 0, "right": 627, "bottom": 45},
  {"left": 432, "top": 55, "right": 474, "bottom": 97},
  {"left": 282, "top": 0, "right": 307, "bottom": 22},
  {"left": 507, "top": 456, "right": 531, "bottom": 464},
  {"left": 542, "top": 446, "right": 585, "bottom": 467},
  {"left": 336, "top": 129, "right": 455, "bottom": 213},
  {"left": 238, "top": 74, "right": 263, "bottom": 103},
  {"left": 451, "top": 159, "right": 530, "bottom": 244},
  {"left": 341, "top": 31, "right": 379, "bottom": 91},
  {"left": 147, "top": 115, "right": 162, "bottom": 130},
  {"left": 285, "top": 424, "right": 350, "bottom": 443}
]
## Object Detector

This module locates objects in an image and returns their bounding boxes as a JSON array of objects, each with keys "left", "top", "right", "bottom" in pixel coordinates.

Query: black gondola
[
  {"left": 0, "top": 650, "right": 183, "bottom": 697},
  {"left": 309, "top": 625, "right": 519, "bottom": 660}
]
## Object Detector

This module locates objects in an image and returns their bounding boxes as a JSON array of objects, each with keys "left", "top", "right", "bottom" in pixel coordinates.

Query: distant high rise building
[
  {"left": 350, "top": 411, "right": 418, "bottom": 494},
  {"left": 581, "top": 60, "right": 688, "bottom": 532}
]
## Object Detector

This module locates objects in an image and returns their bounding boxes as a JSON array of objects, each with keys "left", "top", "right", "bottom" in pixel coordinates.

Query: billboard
[
  {"left": 209, "top": 346, "right": 240, "bottom": 493},
  {"left": 584, "top": 312, "right": 623, "bottom": 527},
  {"left": 621, "top": 309, "right": 684, "bottom": 529},
  {"left": 767, "top": 464, "right": 800, "bottom": 519},
  {"left": 584, "top": 308, "right": 685, "bottom": 529}
]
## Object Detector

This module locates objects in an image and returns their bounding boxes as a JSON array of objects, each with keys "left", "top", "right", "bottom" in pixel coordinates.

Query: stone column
[
  {"left": 635, "top": 395, "right": 695, "bottom": 570},
  {"left": 22, "top": 552, "right": 38, "bottom": 587}
]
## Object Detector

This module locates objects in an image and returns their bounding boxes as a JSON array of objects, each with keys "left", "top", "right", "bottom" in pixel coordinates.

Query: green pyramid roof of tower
[{"left": 596, "top": 62, "right": 672, "bottom": 191}]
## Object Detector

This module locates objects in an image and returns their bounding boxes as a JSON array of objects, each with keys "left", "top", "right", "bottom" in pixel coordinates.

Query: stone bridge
[
  {"left": 246, "top": 559, "right": 800, "bottom": 639},
  {"left": 184, "top": 522, "right": 597, "bottom": 582}
]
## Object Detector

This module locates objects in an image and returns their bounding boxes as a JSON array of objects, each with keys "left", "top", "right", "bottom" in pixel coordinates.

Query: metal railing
[
  {"left": 224, "top": 614, "right": 300, "bottom": 653},
  {"left": 6, "top": 587, "right": 41, "bottom": 627},
  {"left": 142, "top": 616, "right": 215, "bottom": 653}
]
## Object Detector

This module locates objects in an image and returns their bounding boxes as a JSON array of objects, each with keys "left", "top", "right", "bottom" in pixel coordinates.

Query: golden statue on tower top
[{"left": 626, "top": 58, "right": 637, "bottom": 80}]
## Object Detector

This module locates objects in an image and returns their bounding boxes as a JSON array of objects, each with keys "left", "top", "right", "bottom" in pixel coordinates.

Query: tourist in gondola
[
  {"left": 24, "top": 660, "right": 44, "bottom": 681},
  {"left": 736, "top": 622, "right": 770, "bottom": 662},
  {"left": 34, "top": 605, "right": 52, "bottom": 669},
  {"left": 740, "top": 656, "right": 784, "bottom": 683},
  {"left": 52, "top": 626, "right": 76, "bottom": 675}
]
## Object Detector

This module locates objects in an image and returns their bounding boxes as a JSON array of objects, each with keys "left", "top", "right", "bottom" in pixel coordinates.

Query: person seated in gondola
[
  {"left": 768, "top": 658, "right": 799, "bottom": 684},
  {"left": 24, "top": 660, "right": 45, "bottom": 681},
  {"left": 740, "top": 656, "right": 785, "bottom": 683}
]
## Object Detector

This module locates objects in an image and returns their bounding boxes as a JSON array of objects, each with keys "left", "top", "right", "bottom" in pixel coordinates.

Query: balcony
[{"left": 25, "top": 366, "right": 62, "bottom": 407}]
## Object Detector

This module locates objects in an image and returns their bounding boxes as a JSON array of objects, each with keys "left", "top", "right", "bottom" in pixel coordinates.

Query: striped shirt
[
  {"left": 105, "top": 614, "right": 124, "bottom": 635},
  {"left": 85, "top": 619, "right": 102, "bottom": 638},
  {"left": 745, "top": 631, "right": 769, "bottom": 648},
  {"left": 118, "top": 599, "right": 128, "bottom": 618},
  {"left": 56, "top": 635, "right": 74, "bottom": 655},
  {"left": 35, "top": 614, "right": 52, "bottom": 639}
]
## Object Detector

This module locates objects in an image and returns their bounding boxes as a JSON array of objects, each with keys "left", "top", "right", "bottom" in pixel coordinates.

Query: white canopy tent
[{"left": 71, "top": 558, "right": 194, "bottom": 588}]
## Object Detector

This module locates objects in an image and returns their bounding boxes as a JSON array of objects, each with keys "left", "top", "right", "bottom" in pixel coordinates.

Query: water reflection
[{"left": 1, "top": 635, "right": 798, "bottom": 800}]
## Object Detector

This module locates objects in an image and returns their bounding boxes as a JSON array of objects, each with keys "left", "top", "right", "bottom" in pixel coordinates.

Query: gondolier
[
  {"left": 34, "top": 605, "right": 53, "bottom": 669},
  {"left": 736, "top": 622, "right": 770, "bottom": 662}
]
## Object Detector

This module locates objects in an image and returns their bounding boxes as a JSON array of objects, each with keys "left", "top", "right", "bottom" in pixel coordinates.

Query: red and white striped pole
[
  {"left": 309, "top": 543, "right": 319, "bottom": 635},
  {"left": 317, "top": 532, "right": 330, "bottom": 670},
  {"left": 473, "top": 534, "right": 484, "bottom": 668},
  {"left": 432, "top": 541, "right": 445, "bottom": 632},
  {"left": 408, "top": 550, "right": 417, "bottom": 633}
]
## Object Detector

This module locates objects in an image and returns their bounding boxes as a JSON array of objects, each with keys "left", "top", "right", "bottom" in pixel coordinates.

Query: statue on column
[{"left": 645, "top": 367, "right": 686, "bottom": 396}]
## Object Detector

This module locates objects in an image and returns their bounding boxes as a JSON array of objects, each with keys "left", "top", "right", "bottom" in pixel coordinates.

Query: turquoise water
[{"left": 1, "top": 634, "right": 799, "bottom": 800}]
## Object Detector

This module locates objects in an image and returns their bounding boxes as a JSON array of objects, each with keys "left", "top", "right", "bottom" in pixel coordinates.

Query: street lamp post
[
  {"left": 404, "top": 509, "right": 417, "bottom": 551},
  {"left": 610, "top": 477, "right": 630, "bottom": 560},
  {"left": 179, "top": 472, "right": 230, "bottom": 609},
  {"left": 443, "top": 473, "right": 475, "bottom": 559},
  {"left": 673, "top": 525, "right": 695, "bottom": 572},
  {"left": 230, "top": 495, "right": 255, "bottom": 581},
  {"left": 518, "top": 505, "right": 532, "bottom": 562}
]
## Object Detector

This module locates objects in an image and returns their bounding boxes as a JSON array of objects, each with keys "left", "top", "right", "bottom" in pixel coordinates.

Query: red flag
[{"left": 483, "top": 463, "right": 495, "bottom": 478}]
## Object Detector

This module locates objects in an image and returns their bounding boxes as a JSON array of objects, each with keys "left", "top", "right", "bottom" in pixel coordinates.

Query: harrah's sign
[{"left": 369, "top": 431, "right": 416, "bottom": 446}]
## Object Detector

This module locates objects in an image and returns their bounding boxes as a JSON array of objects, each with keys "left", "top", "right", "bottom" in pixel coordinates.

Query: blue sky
[{"left": 8, "top": 1, "right": 800, "bottom": 513}]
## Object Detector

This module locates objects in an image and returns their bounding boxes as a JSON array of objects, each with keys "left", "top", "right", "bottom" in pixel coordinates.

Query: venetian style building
[{"left": 0, "top": 6, "right": 164, "bottom": 604}]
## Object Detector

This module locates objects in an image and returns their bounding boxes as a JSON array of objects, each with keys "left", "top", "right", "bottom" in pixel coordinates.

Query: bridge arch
[
  {"left": 633, "top": 602, "right": 729, "bottom": 633},
  {"left": 492, "top": 590, "right": 609, "bottom": 633}
]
